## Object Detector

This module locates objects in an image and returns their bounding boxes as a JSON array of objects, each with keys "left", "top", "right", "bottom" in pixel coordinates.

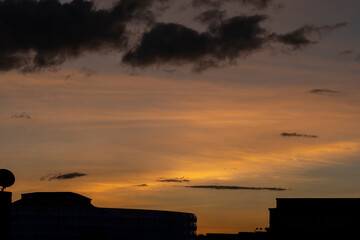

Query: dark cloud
[
  {"left": 0, "top": 0, "right": 160, "bottom": 72},
  {"left": 123, "top": 15, "right": 346, "bottom": 71},
  {"left": 157, "top": 177, "right": 190, "bottom": 183},
  {"left": 186, "top": 185, "right": 287, "bottom": 191},
  {"left": 274, "top": 23, "right": 347, "bottom": 50},
  {"left": 137, "top": 184, "right": 148, "bottom": 187},
  {"left": 338, "top": 50, "right": 354, "bottom": 56},
  {"left": 41, "top": 172, "right": 87, "bottom": 181},
  {"left": 191, "top": 0, "right": 274, "bottom": 9},
  {"left": 0, "top": 0, "right": 347, "bottom": 72},
  {"left": 309, "top": 89, "right": 340, "bottom": 94},
  {"left": 123, "top": 15, "right": 268, "bottom": 72},
  {"left": 64, "top": 74, "right": 72, "bottom": 80},
  {"left": 281, "top": 132, "right": 318, "bottom": 138},
  {"left": 12, "top": 112, "right": 31, "bottom": 119}
]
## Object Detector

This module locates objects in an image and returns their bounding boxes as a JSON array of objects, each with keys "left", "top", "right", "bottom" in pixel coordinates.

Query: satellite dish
[{"left": 0, "top": 169, "right": 15, "bottom": 191}]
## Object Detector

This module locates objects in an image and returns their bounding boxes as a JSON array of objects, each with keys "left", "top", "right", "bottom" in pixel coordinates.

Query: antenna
[{"left": 0, "top": 169, "right": 15, "bottom": 191}]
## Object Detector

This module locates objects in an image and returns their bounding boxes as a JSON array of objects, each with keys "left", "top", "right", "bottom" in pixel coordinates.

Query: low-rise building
[
  {"left": 12, "top": 192, "right": 197, "bottom": 240},
  {"left": 268, "top": 198, "right": 360, "bottom": 239}
]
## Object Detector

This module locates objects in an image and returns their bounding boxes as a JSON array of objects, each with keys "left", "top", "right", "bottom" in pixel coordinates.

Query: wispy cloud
[
  {"left": 309, "top": 89, "right": 340, "bottom": 94},
  {"left": 157, "top": 177, "right": 190, "bottom": 183},
  {"left": 194, "top": 9, "right": 226, "bottom": 25},
  {"left": 186, "top": 185, "right": 287, "bottom": 191},
  {"left": 41, "top": 172, "right": 87, "bottom": 181},
  {"left": 338, "top": 50, "right": 354, "bottom": 56},
  {"left": 337, "top": 50, "right": 360, "bottom": 61},
  {"left": 12, "top": 112, "right": 31, "bottom": 119},
  {"left": 137, "top": 184, "right": 148, "bottom": 187},
  {"left": 80, "top": 67, "right": 98, "bottom": 77},
  {"left": 281, "top": 132, "right": 318, "bottom": 138},
  {"left": 273, "top": 23, "right": 347, "bottom": 50},
  {"left": 64, "top": 74, "right": 72, "bottom": 80}
]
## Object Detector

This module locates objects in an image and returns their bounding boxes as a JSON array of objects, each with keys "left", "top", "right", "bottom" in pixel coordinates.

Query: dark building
[
  {"left": 11, "top": 192, "right": 197, "bottom": 240},
  {"left": 0, "top": 192, "right": 12, "bottom": 240},
  {"left": 268, "top": 198, "right": 360, "bottom": 239}
]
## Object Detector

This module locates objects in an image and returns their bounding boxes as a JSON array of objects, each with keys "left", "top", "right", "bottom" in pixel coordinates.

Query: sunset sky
[{"left": 1, "top": 0, "right": 360, "bottom": 234}]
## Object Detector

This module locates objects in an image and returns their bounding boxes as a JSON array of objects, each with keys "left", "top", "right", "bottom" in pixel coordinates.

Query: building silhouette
[
  {"left": 10, "top": 194, "right": 360, "bottom": 240},
  {"left": 0, "top": 192, "right": 12, "bottom": 240},
  {"left": 198, "top": 198, "right": 360, "bottom": 240},
  {"left": 11, "top": 192, "right": 197, "bottom": 240},
  {"left": 268, "top": 198, "right": 360, "bottom": 239}
]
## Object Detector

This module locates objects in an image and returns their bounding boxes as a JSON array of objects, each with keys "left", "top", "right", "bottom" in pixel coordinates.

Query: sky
[{"left": 1, "top": 0, "right": 360, "bottom": 234}]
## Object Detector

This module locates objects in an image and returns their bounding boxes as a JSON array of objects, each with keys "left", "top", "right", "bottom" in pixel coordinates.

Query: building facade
[{"left": 11, "top": 192, "right": 197, "bottom": 240}]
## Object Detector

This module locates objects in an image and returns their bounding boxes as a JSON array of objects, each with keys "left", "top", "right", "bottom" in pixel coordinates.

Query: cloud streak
[
  {"left": 41, "top": 172, "right": 87, "bottom": 181},
  {"left": 281, "top": 132, "right": 318, "bottom": 138},
  {"left": 186, "top": 185, "right": 287, "bottom": 191},
  {"left": 338, "top": 50, "right": 354, "bottom": 56},
  {"left": 12, "top": 112, "right": 31, "bottom": 119},
  {"left": 309, "top": 89, "right": 340, "bottom": 94},
  {"left": 137, "top": 184, "right": 148, "bottom": 187},
  {"left": 157, "top": 177, "right": 191, "bottom": 183},
  {"left": 274, "top": 23, "right": 347, "bottom": 50}
]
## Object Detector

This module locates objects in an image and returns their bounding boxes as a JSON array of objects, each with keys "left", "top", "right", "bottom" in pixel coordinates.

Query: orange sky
[{"left": 1, "top": 0, "right": 360, "bottom": 234}]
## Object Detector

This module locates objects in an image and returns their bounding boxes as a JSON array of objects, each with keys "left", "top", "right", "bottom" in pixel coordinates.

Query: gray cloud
[
  {"left": 41, "top": 172, "right": 87, "bottom": 181},
  {"left": 64, "top": 74, "right": 73, "bottom": 80},
  {"left": 274, "top": 23, "right": 347, "bottom": 50},
  {"left": 337, "top": 50, "right": 360, "bottom": 61},
  {"left": 186, "top": 185, "right": 287, "bottom": 191},
  {"left": 157, "top": 177, "right": 191, "bottom": 183},
  {"left": 281, "top": 132, "right": 318, "bottom": 138},
  {"left": 338, "top": 50, "right": 354, "bottom": 56},
  {"left": 309, "top": 89, "right": 340, "bottom": 94},
  {"left": 194, "top": 9, "right": 226, "bottom": 25},
  {"left": 80, "top": 67, "right": 98, "bottom": 77},
  {"left": 12, "top": 112, "right": 31, "bottom": 119}
]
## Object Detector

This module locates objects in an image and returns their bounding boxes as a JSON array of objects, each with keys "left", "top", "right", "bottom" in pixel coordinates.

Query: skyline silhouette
[{"left": 2, "top": 178, "right": 359, "bottom": 240}]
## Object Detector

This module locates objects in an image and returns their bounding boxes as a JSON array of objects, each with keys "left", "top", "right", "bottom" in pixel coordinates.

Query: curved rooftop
[
  {"left": 12, "top": 191, "right": 197, "bottom": 219},
  {"left": 12, "top": 192, "right": 93, "bottom": 208}
]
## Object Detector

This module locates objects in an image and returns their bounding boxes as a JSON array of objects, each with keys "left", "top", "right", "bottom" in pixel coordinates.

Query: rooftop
[
  {"left": 273, "top": 198, "right": 360, "bottom": 211},
  {"left": 12, "top": 192, "right": 93, "bottom": 208}
]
